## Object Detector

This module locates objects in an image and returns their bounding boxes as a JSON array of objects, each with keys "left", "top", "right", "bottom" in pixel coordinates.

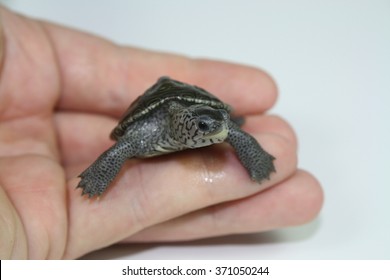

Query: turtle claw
[
  {"left": 77, "top": 168, "right": 109, "bottom": 198},
  {"left": 248, "top": 153, "right": 276, "bottom": 183}
]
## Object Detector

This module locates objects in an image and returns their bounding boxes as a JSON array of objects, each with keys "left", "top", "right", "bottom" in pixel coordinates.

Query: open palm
[{"left": 0, "top": 7, "right": 323, "bottom": 259}]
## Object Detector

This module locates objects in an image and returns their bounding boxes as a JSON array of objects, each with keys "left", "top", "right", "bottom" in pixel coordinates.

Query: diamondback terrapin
[{"left": 77, "top": 77, "right": 275, "bottom": 197}]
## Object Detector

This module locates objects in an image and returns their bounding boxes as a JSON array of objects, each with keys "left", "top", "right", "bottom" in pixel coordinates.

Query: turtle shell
[{"left": 110, "top": 77, "right": 231, "bottom": 140}]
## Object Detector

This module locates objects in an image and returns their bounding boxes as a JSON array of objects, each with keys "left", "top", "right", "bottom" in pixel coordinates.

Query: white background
[{"left": 2, "top": 0, "right": 389, "bottom": 259}]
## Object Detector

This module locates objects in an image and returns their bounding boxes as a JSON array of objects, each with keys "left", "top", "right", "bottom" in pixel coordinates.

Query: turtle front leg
[
  {"left": 77, "top": 139, "right": 136, "bottom": 197},
  {"left": 226, "top": 122, "right": 276, "bottom": 183}
]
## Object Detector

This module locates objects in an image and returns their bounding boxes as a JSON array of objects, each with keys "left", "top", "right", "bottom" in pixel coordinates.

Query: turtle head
[{"left": 169, "top": 103, "right": 230, "bottom": 148}]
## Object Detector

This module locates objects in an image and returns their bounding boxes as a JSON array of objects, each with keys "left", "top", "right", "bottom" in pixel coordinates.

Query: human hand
[{"left": 0, "top": 7, "right": 323, "bottom": 259}]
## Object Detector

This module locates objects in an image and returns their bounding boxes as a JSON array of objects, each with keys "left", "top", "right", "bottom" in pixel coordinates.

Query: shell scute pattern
[{"left": 111, "top": 77, "right": 231, "bottom": 140}]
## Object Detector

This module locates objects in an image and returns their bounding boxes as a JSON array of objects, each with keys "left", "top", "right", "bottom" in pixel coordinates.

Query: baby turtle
[{"left": 77, "top": 77, "right": 275, "bottom": 197}]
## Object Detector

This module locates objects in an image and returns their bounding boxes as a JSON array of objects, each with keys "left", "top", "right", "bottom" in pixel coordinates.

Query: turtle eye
[{"left": 197, "top": 120, "right": 210, "bottom": 132}]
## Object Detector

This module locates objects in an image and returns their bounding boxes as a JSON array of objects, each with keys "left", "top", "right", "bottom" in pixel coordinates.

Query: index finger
[{"left": 43, "top": 22, "right": 277, "bottom": 117}]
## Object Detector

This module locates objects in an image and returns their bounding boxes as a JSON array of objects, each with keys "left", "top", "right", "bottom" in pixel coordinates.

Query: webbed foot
[
  {"left": 77, "top": 140, "right": 135, "bottom": 197},
  {"left": 227, "top": 122, "right": 276, "bottom": 183},
  {"left": 77, "top": 165, "right": 112, "bottom": 198}
]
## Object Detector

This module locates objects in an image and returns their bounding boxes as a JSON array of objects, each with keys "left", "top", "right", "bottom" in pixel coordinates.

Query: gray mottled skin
[
  {"left": 78, "top": 107, "right": 173, "bottom": 197},
  {"left": 226, "top": 122, "right": 275, "bottom": 182},
  {"left": 77, "top": 77, "right": 276, "bottom": 197}
]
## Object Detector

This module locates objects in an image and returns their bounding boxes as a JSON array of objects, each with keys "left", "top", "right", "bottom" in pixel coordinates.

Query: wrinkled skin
[{"left": 0, "top": 6, "right": 323, "bottom": 259}]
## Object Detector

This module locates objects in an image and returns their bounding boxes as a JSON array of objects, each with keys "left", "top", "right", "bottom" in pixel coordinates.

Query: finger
[
  {"left": 0, "top": 156, "right": 68, "bottom": 259},
  {"left": 0, "top": 8, "right": 60, "bottom": 120},
  {"left": 54, "top": 112, "right": 115, "bottom": 168},
  {"left": 0, "top": 8, "right": 60, "bottom": 159},
  {"left": 63, "top": 115, "right": 297, "bottom": 258},
  {"left": 125, "top": 170, "right": 323, "bottom": 242},
  {"left": 0, "top": 182, "right": 27, "bottom": 259},
  {"left": 0, "top": 116, "right": 60, "bottom": 160},
  {"left": 42, "top": 22, "right": 277, "bottom": 116}
]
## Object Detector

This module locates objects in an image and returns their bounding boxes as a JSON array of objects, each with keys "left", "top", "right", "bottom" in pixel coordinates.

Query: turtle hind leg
[
  {"left": 77, "top": 139, "right": 136, "bottom": 197},
  {"left": 226, "top": 122, "right": 276, "bottom": 183}
]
